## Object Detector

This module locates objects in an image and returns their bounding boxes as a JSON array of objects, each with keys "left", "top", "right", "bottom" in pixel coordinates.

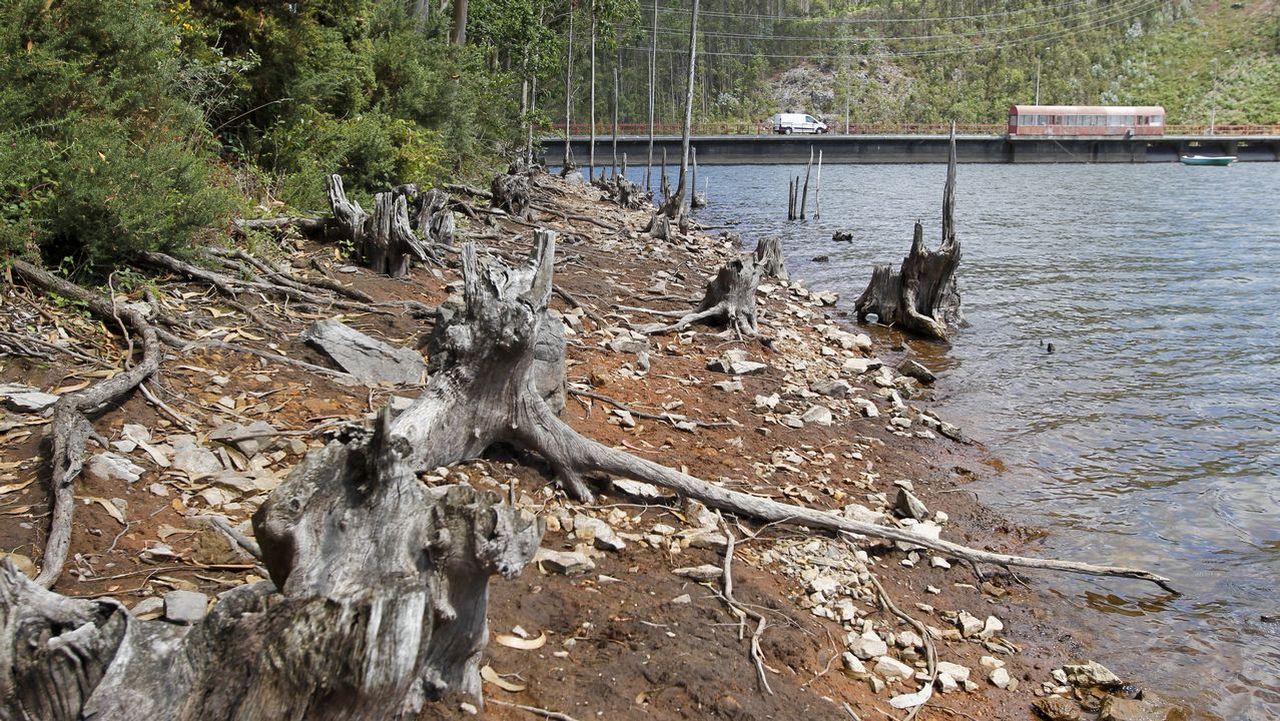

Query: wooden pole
[
  {"left": 800, "top": 146, "right": 813, "bottom": 220},
  {"left": 563, "top": 2, "right": 574, "bottom": 170},
  {"left": 661, "top": 146, "right": 669, "bottom": 199},
  {"left": 645, "top": 0, "right": 658, "bottom": 192},
  {"left": 668, "top": 0, "right": 699, "bottom": 216},
  {"left": 787, "top": 178, "right": 794, "bottom": 220},
  {"left": 691, "top": 146, "right": 698, "bottom": 205},
  {"left": 589, "top": 11, "right": 596, "bottom": 182},
  {"left": 815, "top": 150, "right": 823, "bottom": 219},
  {"left": 612, "top": 46, "right": 619, "bottom": 178}
]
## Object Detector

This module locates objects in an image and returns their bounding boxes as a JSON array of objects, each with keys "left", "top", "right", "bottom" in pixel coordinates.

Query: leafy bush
[{"left": 0, "top": 0, "right": 235, "bottom": 274}]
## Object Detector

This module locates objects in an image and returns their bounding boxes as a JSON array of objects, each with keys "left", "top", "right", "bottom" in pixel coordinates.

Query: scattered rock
[
  {"left": 208, "top": 421, "right": 278, "bottom": 457},
  {"left": 1034, "top": 696, "right": 1083, "bottom": 721},
  {"left": 813, "top": 255, "right": 830, "bottom": 263},
  {"left": 894, "top": 487, "right": 929, "bottom": 520},
  {"left": 936, "top": 661, "right": 971, "bottom": 684},
  {"left": 534, "top": 548, "right": 595, "bottom": 576},
  {"left": 848, "top": 631, "right": 889, "bottom": 660},
  {"left": 989, "top": 666, "right": 1012, "bottom": 689},
  {"left": 0, "top": 383, "right": 59, "bottom": 412},
  {"left": 1063, "top": 661, "right": 1123, "bottom": 688},
  {"left": 574, "top": 515, "right": 626, "bottom": 551},
  {"left": 874, "top": 655, "right": 915, "bottom": 681},
  {"left": 897, "top": 360, "right": 937, "bottom": 385},
  {"left": 956, "top": 610, "right": 985, "bottom": 637},
  {"left": 673, "top": 564, "right": 723, "bottom": 582},
  {"left": 812, "top": 379, "right": 852, "bottom": 398},
  {"left": 163, "top": 590, "right": 209, "bottom": 624},
  {"left": 843, "top": 652, "right": 867, "bottom": 675},
  {"left": 852, "top": 398, "right": 880, "bottom": 418},
  {"left": 85, "top": 452, "right": 145, "bottom": 484},
  {"left": 1099, "top": 694, "right": 1189, "bottom": 721},
  {"left": 979, "top": 615, "right": 1005, "bottom": 639},
  {"left": 670, "top": 594, "right": 692, "bottom": 605},
  {"left": 613, "top": 479, "right": 670, "bottom": 500},
  {"left": 300, "top": 319, "right": 427, "bottom": 385},
  {"left": 172, "top": 446, "right": 223, "bottom": 480},
  {"left": 813, "top": 291, "right": 839, "bottom": 306},
  {"left": 801, "top": 404, "right": 833, "bottom": 426},
  {"left": 683, "top": 530, "right": 728, "bottom": 550},
  {"left": 707, "top": 349, "right": 767, "bottom": 375},
  {"left": 938, "top": 421, "right": 966, "bottom": 443},
  {"left": 712, "top": 379, "right": 743, "bottom": 392},
  {"left": 832, "top": 231, "right": 853, "bottom": 242}
]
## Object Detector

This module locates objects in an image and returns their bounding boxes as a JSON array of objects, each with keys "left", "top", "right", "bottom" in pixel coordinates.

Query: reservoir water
[{"left": 665, "top": 161, "right": 1280, "bottom": 720}]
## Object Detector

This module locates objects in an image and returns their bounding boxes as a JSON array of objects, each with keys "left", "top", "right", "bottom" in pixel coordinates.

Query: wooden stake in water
[
  {"left": 815, "top": 150, "right": 823, "bottom": 220},
  {"left": 800, "top": 146, "right": 813, "bottom": 220}
]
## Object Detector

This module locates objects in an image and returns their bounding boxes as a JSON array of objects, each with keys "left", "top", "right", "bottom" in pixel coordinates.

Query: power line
[
  {"left": 635, "top": 0, "right": 1134, "bottom": 25},
  {"left": 625, "top": 0, "right": 1156, "bottom": 44},
  {"left": 619, "top": 0, "right": 1162, "bottom": 60}
]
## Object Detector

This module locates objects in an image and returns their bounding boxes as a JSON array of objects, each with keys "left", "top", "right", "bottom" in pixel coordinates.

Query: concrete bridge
[{"left": 542, "top": 133, "right": 1280, "bottom": 165}]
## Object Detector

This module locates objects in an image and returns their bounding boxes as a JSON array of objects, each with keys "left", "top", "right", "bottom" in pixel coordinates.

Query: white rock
[
  {"left": 929, "top": 556, "right": 952, "bottom": 569},
  {"left": 613, "top": 479, "right": 670, "bottom": 500},
  {"left": 852, "top": 398, "right": 880, "bottom": 418},
  {"left": 980, "top": 615, "right": 1005, "bottom": 639},
  {"left": 980, "top": 656, "right": 1005, "bottom": 671},
  {"left": 989, "top": 667, "right": 1012, "bottom": 689},
  {"left": 0, "top": 383, "right": 59, "bottom": 412},
  {"left": 670, "top": 594, "right": 692, "bottom": 604},
  {"left": 533, "top": 548, "right": 595, "bottom": 576},
  {"left": 936, "top": 672, "right": 959, "bottom": 693},
  {"left": 848, "top": 631, "right": 888, "bottom": 660},
  {"left": 956, "top": 610, "right": 984, "bottom": 637},
  {"left": 754, "top": 393, "right": 780, "bottom": 410},
  {"left": 574, "top": 515, "right": 626, "bottom": 551},
  {"left": 172, "top": 447, "right": 223, "bottom": 480},
  {"left": 801, "top": 405, "right": 834, "bottom": 426},
  {"left": 843, "top": 652, "right": 867, "bottom": 675},
  {"left": 936, "top": 662, "right": 971, "bottom": 683},
  {"left": 85, "top": 453, "right": 144, "bottom": 484},
  {"left": 874, "top": 655, "right": 915, "bottom": 681}
]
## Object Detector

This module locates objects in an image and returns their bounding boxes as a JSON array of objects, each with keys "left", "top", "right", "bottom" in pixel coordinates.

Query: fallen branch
[
  {"left": 867, "top": 569, "right": 937, "bottom": 721},
  {"left": 10, "top": 260, "right": 161, "bottom": 589},
  {"left": 489, "top": 699, "right": 583, "bottom": 721},
  {"left": 720, "top": 523, "right": 774, "bottom": 694}
]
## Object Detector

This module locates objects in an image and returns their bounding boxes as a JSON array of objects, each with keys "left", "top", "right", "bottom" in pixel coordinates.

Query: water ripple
[{"left": 683, "top": 161, "right": 1280, "bottom": 721}]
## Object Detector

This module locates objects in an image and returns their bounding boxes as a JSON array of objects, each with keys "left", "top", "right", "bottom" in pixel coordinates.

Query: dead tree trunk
[
  {"left": 414, "top": 188, "right": 456, "bottom": 247},
  {"left": 854, "top": 123, "right": 964, "bottom": 340},
  {"left": 368, "top": 191, "right": 435, "bottom": 278},
  {"left": 662, "top": 0, "right": 699, "bottom": 220},
  {"left": 645, "top": 0, "right": 658, "bottom": 192},
  {"left": 562, "top": 3, "right": 575, "bottom": 173},
  {"left": 800, "top": 146, "right": 813, "bottom": 219},
  {"left": 691, "top": 147, "right": 706, "bottom": 208},
  {"left": 588, "top": 13, "right": 596, "bottom": 183},
  {"left": 754, "top": 236, "right": 788, "bottom": 281}
]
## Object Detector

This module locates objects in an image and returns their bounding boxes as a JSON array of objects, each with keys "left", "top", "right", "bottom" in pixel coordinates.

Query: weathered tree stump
[
  {"left": 624, "top": 253, "right": 763, "bottom": 338},
  {"left": 490, "top": 172, "right": 532, "bottom": 220},
  {"left": 854, "top": 124, "right": 964, "bottom": 340},
  {"left": 754, "top": 236, "right": 788, "bottom": 281},
  {"left": 326, "top": 176, "right": 436, "bottom": 278},
  {"left": 414, "top": 188, "right": 456, "bottom": 246}
]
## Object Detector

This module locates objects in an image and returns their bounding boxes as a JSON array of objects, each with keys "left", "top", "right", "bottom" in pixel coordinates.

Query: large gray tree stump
[
  {"left": 754, "top": 236, "right": 788, "bottom": 281},
  {"left": 326, "top": 176, "right": 436, "bottom": 278},
  {"left": 854, "top": 124, "right": 964, "bottom": 340},
  {"left": 490, "top": 172, "right": 532, "bottom": 220},
  {"left": 624, "top": 253, "right": 763, "bottom": 338}
]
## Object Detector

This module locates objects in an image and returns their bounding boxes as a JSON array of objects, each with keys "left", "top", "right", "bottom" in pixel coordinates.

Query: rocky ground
[{"left": 0, "top": 174, "right": 1186, "bottom": 721}]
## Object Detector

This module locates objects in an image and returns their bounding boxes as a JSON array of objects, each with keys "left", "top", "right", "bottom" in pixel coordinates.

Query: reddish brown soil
[{"left": 0, "top": 176, "right": 1114, "bottom": 721}]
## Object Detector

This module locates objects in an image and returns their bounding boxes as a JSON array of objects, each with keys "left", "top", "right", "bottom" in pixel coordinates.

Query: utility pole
[{"left": 646, "top": 0, "right": 658, "bottom": 191}]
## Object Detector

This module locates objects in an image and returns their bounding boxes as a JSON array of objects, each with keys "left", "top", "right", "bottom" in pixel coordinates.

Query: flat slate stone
[
  {"left": 0, "top": 383, "right": 59, "bottom": 412},
  {"left": 163, "top": 590, "right": 209, "bottom": 624},
  {"left": 300, "top": 320, "right": 427, "bottom": 386}
]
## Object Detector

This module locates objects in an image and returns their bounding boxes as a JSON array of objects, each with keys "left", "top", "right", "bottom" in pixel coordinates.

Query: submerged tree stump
[{"left": 854, "top": 124, "right": 964, "bottom": 340}]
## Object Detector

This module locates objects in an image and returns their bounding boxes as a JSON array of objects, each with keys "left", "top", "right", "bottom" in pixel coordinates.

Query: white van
[{"left": 773, "top": 113, "right": 828, "bottom": 134}]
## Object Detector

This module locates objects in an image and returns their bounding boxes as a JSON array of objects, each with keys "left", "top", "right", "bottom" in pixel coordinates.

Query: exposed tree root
[
  {"left": 619, "top": 254, "right": 762, "bottom": 338},
  {"left": 10, "top": 260, "right": 161, "bottom": 589},
  {"left": 568, "top": 389, "right": 735, "bottom": 430}
]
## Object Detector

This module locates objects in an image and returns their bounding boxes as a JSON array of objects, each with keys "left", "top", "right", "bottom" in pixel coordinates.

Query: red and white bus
[{"left": 1008, "top": 105, "right": 1166, "bottom": 138}]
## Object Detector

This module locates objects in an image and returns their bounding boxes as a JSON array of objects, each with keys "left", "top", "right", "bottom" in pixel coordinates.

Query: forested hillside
[{"left": 552, "top": 0, "right": 1280, "bottom": 130}]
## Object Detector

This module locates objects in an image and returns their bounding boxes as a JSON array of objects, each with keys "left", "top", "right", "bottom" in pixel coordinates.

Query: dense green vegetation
[
  {"left": 3, "top": 0, "right": 1275, "bottom": 273},
  {"left": 2, "top": 0, "right": 559, "bottom": 274}
]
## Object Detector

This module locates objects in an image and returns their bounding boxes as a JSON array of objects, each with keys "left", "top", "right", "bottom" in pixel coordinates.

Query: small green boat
[{"left": 1180, "top": 155, "right": 1236, "bottom": 166}]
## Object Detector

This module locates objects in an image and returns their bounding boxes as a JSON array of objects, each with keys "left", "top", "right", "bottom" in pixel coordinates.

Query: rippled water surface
[{"left": 671, "top": 162, "right": 1280, "bottom": 719}]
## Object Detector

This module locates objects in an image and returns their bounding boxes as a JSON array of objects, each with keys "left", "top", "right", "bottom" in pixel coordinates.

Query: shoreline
[{"left": 0, "top": 171, "right": 1183, "bottom": 720}]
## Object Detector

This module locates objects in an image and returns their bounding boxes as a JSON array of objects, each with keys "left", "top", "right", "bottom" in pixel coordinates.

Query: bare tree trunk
[
  {"left": 612, "top": 46, "right": 619, "bottom": 178},
  {"left": 690, "top": 146, "right": 704, "bottom": 208},
  {"left": 663, "top": 0, "right": 699, "bottom": 218},
  {"left": 562, "top": 4, "right": 574, "bottom": 172},
  {"left": 754, "top": 236, "right": 788, "bottom": 281},
  {"left": 645, "top": 0, "right": 658, "bottom": 192},
  {"left": 855, "top": 123, "right": 965, "bottom": 340},
  {"left": 451, "top": 0, "right": 468, "bottom": 44},
  {"left": 815, "top": 149, "right": 823, "bottom": 219},
  {"left": 588, "top": 13, "right": 596, "bottom": 182}
]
